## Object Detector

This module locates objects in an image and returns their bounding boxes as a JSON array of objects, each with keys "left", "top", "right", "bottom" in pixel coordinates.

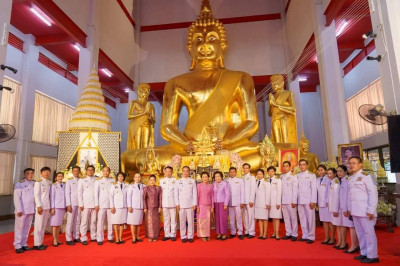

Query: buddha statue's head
[
  {"left": 187, "top": 0, "right": 228, "bottom": 70},
  {"left": 137, "top": 83, "right": 150, "bottom": 103},
  {"left": 299, "top": 132, "right": 310, "bottom": 155},
  {"left": 270, "top": 74, "right": 285, "bottom": 93}
]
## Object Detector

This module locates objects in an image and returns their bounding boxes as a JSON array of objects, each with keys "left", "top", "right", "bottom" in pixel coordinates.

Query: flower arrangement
[{"left": 377, "top": 200, "right": 396, "bottom": 215}]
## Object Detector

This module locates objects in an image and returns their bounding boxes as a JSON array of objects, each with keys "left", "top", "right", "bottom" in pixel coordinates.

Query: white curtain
[
  {"left": 346, "top": 78, "right": 387, "bottom": 141},
  {"left": 32, "top": 91, "right": 75, "bottom": 146},
  {"left": 0, "top": 77, "right": 21, "bottom": 134},
  {"left": 30, "top": 156, "right": 57, "bottom": 181},
  {"left": 0, "top": 151, "right": 16, "bottom": 195}
]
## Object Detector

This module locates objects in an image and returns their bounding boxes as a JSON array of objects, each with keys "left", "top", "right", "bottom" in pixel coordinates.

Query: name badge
[{"left": 356, "top": 177, "right": 362, "bottom": 181}]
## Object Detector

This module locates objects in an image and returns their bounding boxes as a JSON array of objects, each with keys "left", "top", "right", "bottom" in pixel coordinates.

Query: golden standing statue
[
  {"left": 127, "top": 83, "right": 155, "bottom": 150},
  {"left": 299, "top": 132, "right": 319, "bottom": 173},
  {"left": 268, "top": 74, "right": 298, "bottom": 145}
]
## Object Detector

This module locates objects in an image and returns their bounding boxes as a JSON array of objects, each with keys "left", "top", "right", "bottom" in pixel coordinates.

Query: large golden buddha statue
[
  {"left": 268, "top": 74, "right": 297, "bottom": 145},
  {"left": 122, "top": 0, "right": 262, "bottom": 173}
]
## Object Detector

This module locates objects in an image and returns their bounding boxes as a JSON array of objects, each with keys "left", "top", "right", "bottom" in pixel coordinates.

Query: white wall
[
  {"left": 342, "top": 50, "right": 380, "bottom": 100},
  {"left": 300, "top": 87, "right": 327, "bottom": 161}
]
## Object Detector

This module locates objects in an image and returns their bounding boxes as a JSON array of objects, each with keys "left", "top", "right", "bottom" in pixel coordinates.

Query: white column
[
  {"left": 288, "top": 76, "right": 304, "bottom": 138},
  {"left": 314, "top": 3, "right": 350, "bottom": 160},
  {"left": 77, "top": 0, "right": 99, "bottom": 97},
  {"left": 14, "top": 35, "right": 39, "bottom": 182},
  {"left": 369, "top": 0, "right": 400, "bottom": 225},
  {"left": 0, "top": 0, "right": 12, "bottom": 101}
]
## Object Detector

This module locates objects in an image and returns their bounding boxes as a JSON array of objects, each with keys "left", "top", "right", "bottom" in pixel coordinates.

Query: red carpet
[{"left": 0, "top": 223, "right": 398, "bottom": 265}]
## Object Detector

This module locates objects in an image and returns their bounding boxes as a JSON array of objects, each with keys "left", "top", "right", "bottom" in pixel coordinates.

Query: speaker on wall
[{"left": 388, "top": 115, "right": 400, "bottom": 173}]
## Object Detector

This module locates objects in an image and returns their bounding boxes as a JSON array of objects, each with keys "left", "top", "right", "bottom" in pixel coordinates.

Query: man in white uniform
[
  {"left": 281, "top": 161, "right": 299, "bottom": 241},
  {"left": 226, "top": 167, "right": 245, "bottom": 240},
  {"left": 65, "top": 166, "right": 81, "bottom": 245},
  {"left": 160, "top": 166, "right": 177, "bottom": 241},
  {"left": 242, "top": 163, "right": 256, "bottom": 239}
]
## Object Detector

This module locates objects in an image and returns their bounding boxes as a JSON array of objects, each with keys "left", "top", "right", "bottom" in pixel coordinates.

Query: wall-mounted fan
[
  {"left": 0, "top": 124, "right": 16, "bottom": 143},
  {"left": 358, "top": 104, "right": 395, "bottom": 125}
]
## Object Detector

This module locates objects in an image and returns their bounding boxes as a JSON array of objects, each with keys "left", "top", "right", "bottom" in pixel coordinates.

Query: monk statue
[
  {"left": 268, "top": 74, "right": 298, "bottom": 145},
  {"left": 122, "top": 0, "right": 261, "bottom": 173},
  {"left": 127, "top": 83, "right": 155, "bottom": 150},
  {"left": 299, "top": 132, "right": 319, "bottom": 173}
]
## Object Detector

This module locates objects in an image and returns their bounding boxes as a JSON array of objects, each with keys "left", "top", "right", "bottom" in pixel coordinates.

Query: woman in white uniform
[
  {"left": 268, "top": 166, "right": 282, "bottom": 240},
  {"left": 127, "top": 173, "right": 145, "bottom": 244},
  {"left": 109, "top": 172, "right": 128, "bottom": 244},
  {"left": 317, "top": 164, "right": 335, "bottom": 245},
  {"left": 50, "top": 172, "right": 66, "bottom": 247},
  {"left": 327, "top": 168, "right": 340, "bottom": 249},
  {"left": 254, "top": 169, "right": 271, "bottom": 240}
]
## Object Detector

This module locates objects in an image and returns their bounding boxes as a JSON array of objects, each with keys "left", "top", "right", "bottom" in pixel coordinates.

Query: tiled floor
[{"left": 0, "top": 219, "right": 14, "bottom": 234}]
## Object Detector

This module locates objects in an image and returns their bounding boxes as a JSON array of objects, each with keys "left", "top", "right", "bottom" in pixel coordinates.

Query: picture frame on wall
[
  {"left": 279, "top": 148, "right": 300, "bottom": 172},
  {"left": 338, "top": 143, "right": 363, "bottom": 169},
  {"left": 78, "top": 148, "right": 98, "bottom": 170}
]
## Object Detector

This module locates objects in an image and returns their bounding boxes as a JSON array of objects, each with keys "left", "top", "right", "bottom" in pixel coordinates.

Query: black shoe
[
  {"left": 262, "top": 237, "right": 268, "bottom": 240},
  {"left": 238, "top": 235, "right": 244, "bottom": 240},
  {"left": 33, "top": 245, "right": 46, "bottom": 250},
  {"left": 258, "top": 236, "right": 263, "bottom": 239},
  {"left": 247, "top": 235, "right": 255, "bottom": 239},
  {"left": 337, "top": 243, "right": 349, "bottom": 250},
  {"left": 276, "top": 237, "right": 281, "bottom": 241},
  {"left": 299, "top": 238, "right": 306, "bottom": 242},
  {"left": 136, "top": 238, "right": 143, "bottom": 242},
  {"left": 42, "top": 245, "right": 48, "bottom": 249},
  {"left": 182, "top": 239, "right": 187, "bottom": 243},
  {"left": 360, "top": 258, "right": 379, "bottom": 264},
  {"left": 221, "top": 236, "right": 227, "bottom": 241},
  {"left": 229, "top": 234, "right": 236, "bottom": 239},
  {"left": 15, "top": 248, "right": 24, "bottom": 254},
  {"left": 291, "top": 237, "right": 297, "bottom": 241},
  {"left": 306, "top": 239, "right": 314, "bottom": 244},
  {"left": 162, "top": 237, "right": 170, "bottom": 241},
  {"left": 120, "top": 241, "right": 125, "bottom": 244},
  {"left": 52, "top": 243, "right": 59, "bottom": 247},
  {"left": 66, "top": 241, "right": 75, "bottom": 246},
  {"left": 73, "top": 239, "right": 81, "bottom": 243},
  {"left": 354, "top": 255, "right": 367, "bottom": 260},
  {"left": 108, "top": 240, "right": 114, "bottom": 243},
  {"left": 244, "top": 234, "right": 249, "bottom": 237},
  {"left": 90, "top": 239, "right": 97, "bottom": 242},
  {"left": 132, "top": 240, "right": 136, "bottom": 244},
  {"left": 81, "top": 241, "right": 88, "bottom": 245},
  {"left": 282, "top": 235, "right": 291, "bottom": 240},
  {"left": 188, "top": 239, "right": 194, "bottom": 243},
  {"left": 344, "top": 246, "right": 360, "bottom": 254},
  {"left": 171, "top": 237, "right": 176, "bottom": 242},
  {"left": 321, "top": 239, "right": 330, "bottom": 245},
  {"left": 270, "top": 235, "right": 276, "bottom": 239},
  {"left": 116, "top": 241, "right": 121, "bottom": 245},
  {"left": 22, "top": 246, "right": 32, "bottom": 251},
  {"left": 97, "top": 242, "right": 103, "bottom": 245}
]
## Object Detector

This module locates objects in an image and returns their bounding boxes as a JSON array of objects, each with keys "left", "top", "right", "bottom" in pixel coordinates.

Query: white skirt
[
  {"left": 127, "top": 209, "right": 144, "bottom": 225},
  {"left": 255, "top": 207, "right": 269, "bottom": 220},
  {"left": 269, "top": 206, "right": 282, "bottom": 219},
  {"left": 330, "top": 211, "right": 342, "bottom": 226},
  {"left": 111, "top": 208, "right": 127, "bottom": 225},
  {"left": 319, "top": 207, "right": 331, "bottom": 222},
  {"left": 340, "top": 210, "right": 354, "bottom": 228}
]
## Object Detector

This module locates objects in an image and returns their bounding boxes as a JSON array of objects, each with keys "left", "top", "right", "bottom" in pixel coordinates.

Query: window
[
  {"left": 0, "top": 77, "right": 21, "bottom": 134},
  {"left": 30, "top": 156, "right": 57, "bottom": 181},
  {"left": 0, "top": 151, "right": 16, "bottom": 195},
  {"left": 32, "top": 91, "right": 75, "bottom": 146},
  {"left": 346, "top": 78, "right": 387, "bottom": 141}
]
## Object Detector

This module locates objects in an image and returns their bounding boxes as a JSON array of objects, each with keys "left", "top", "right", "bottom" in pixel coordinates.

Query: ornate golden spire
[
  {"left": 300, "top": 132, "right": 310, "bottom": 144},
  {"left": 69, "top": 68, "right": 111, "bottom": 132}
]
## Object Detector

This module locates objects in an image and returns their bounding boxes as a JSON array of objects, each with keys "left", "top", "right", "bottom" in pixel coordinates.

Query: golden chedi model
[
  {"left": 69, "top": 68, "right": 111, "bottom": 132},
  {"left": 127, "top": 83, "right": 155, "bottom": 150},
  {"left": 299, "top": 132, "right": 319, "bottom": 173},
  {"left": 268, "top": 74, "right": 298, "bottom": 145},
  {"left": 122, "top": 0, "right": 268, "bottom": 173}
]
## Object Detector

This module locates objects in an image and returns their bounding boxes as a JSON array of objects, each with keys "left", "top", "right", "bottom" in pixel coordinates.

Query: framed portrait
[
  {"left": 78, "top": 148, "right": 98, "bottom": 169},
  {"left": 279, "top": 148, "right": 300, "bottom": 172},
  {"left": 338, "top": 143, "right": 363, "bottom": 169}
]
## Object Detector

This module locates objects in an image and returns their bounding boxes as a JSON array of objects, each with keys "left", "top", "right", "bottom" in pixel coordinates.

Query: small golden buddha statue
[
  {"left": 140, "top": 146, "right": 161, "bottom": 174},
  {"left": 268, "top": 74, "right": 298, "bottom": 145},
  {"left": 260, "top": 135, "right": 278, "bottom": 169},
  {"left": 299, "top": 132, "right": 319, "bottom": 173},
  {"left": 127, "top": 83, "right": 155, "bottom": 150}
]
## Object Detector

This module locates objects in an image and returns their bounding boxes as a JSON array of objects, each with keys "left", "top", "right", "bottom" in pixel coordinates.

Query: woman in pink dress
[
  {"left": 143, "top": 175, "right": 162, "bottom": 242},
  {"left": 197, "top": 172, "right": 214, "bottom": 241},
  {"left": 213, "top": 171, "right": 230, "bottom": 241}
]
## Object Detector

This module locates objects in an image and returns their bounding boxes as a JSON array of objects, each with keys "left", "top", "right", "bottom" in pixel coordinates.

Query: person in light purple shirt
[
  {"left": 50, "top": 172, "right": 66, "bottom": 247},
  {"left": 213, "top": 171, "right": 230, "bottom": 241},
  {"left": 196, "top": 172, "right": 214, "bottom": 241}
]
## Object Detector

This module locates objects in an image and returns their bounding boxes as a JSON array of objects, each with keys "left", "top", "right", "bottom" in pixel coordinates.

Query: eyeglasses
[{"left": 348, "top": 162, "right": 361, "bottom": 165}]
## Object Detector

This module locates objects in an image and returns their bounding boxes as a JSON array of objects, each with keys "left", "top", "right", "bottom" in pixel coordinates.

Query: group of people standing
[{"left": 13, "top": 156, "right": 379, "bottom": 263}]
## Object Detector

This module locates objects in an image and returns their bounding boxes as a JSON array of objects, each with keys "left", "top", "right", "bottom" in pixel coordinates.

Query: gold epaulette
[
  {"left": 37, "top": 178, "right": 42, "bottom": 182},
  {"left": 345, "top": 176, "right": 349, "bottom": 180},
  {"left": 361, "top": 171, "right": 369, "bottom": 176},
  {"left": 124, "top": 181, "right": 130, "bottom": 184},
  {"left": 290, "top": 172, "right": 296, "bottom": 176},
  {"left": 309, "top": 171, "right": 315, "bottom": 175},
  {"left": 67, "top": 177, "right": 73, "bottom": 180},
  {"left": 334, "top": 178, "right": 339, "bottom": 184},
  {"left": 275, "top": 176, "right": 281, "bottom": 179},
  {"left": 19, "top": 179, "right": 25, "bottom": 183},
  {"left": 112, "top": 182, "right": 117, "bottom": 185}
]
